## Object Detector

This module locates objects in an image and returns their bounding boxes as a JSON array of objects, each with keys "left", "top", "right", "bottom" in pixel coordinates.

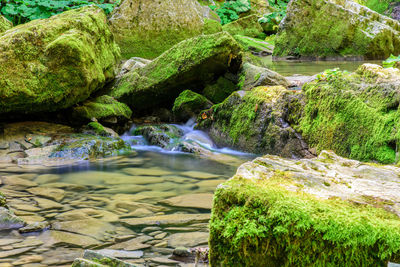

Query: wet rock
[
  {"left": 0, "top": 239, "right": 22, "bottom": 246},
  {"left": 52, "top": 218, "right": 115, "bottom": 240},
  {"left": 0, "top": 247, "right": 35, "bottom": 258},
  {"left": 240, "top": 63, "right": 289, "bottom": 90},
  {"left": 122, "top": 168, "right": 173, "bottom": 177},
  {"left": 18, "top": 215, "right": 45, "bottom": 224},
  {"left": 133, "top": 125, "right": 183, "bottom": 149},
  {"left": 0, "top": 6, "right": 120, "bottom": 115},
  {"left": 12, "top": 255, "right": 43, "bottom": 266},
  {"left": 273, "top": 0, "right": 400, "bottom": 59},
  {"left": 209, "top": 151, "right": 400, "bottom": 265},
  {"left": 197, "top": 86, "right": 312, "bottom": 158},
  {"left": 34, "top": 197, "right": 63, "bottom": 210},
  {"left": 121, "top": 214, "right": 210, "bottom": 228},
  {"left": 150, "top": 257, "right": 180, "bottom": 265},
  {"left": 19, "top": 221, "right": 50, "bottom": 233},
  {"left": 180, "top": 171, "right": 220, "bottom": 180},
  {"left": 173, "top": 247, "right": 192, "bottom": 257},
  {"left": 109, "top": 236, "right": 152, "bottom": 251},
  {"left": 161, "top": 193, "right": 214, "bottom": 210},
  {"left": 95, "top": 249, "right": 143, "bottom": 259},
  {"left": 0, "top": 207, "right": 25, "bottom": 230},
  {"left": 56, "top": 208, "right": 119, "bottom": 223},
  {"left": 234, "top": 35, "right": 274, "bottom": 54},
  {"left": 38, "top": 230, "right": 100, "bottom": 248},
  {"left": 27, "top": 187, "right": 65, "bottom": 202},
  {"left": 172, "top": 90, "right": 213, "bottom": 122},
  {"left": 1, "top": 176, "right": 38, "bottom": 189},
  {"left": 168, "top": 232, "right": 209, "bottom": 248},
  {"left": 111, "top": 32, "right": 242, "bottom": 111},
  {"left": 119, "top": 57, "right": 152, "bottom": 77},
  {"left": 79, "top": 249, "right": 138, "bottom": 266},
  {"left": 34, "top": 174, "right": 61, "bottom": 184},
  {"left": 71, "top": 258, "right": 103, "bottom": 267}
]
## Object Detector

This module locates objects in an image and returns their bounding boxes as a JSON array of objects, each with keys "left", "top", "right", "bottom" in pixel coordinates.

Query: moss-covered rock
[
  {"left": 109, "top": 0, "right": 219, "bottom": 59},
  {"left": 273, "top": 0, "right": 400, "bottom": 59},
  {"left": 197, "top": 86, "right": 312, "bottom": 157},
  {"left": 298, "top": 63, "right": 400, "bottom": 164},
  {"left": 210, "top": 151, "right": 400, "bottom": 266},
  {"left": 239, "top": 63, "right": 289, "bottom": 90},
  {"left": 233, "top": 35, "right": 273, "bottom": 54},
  {"left": 202, "top": 77, "right": 238, "bottom": 103},
  {"left": 222, "top": 14, "right": 264, "bottom": 38},
  {"left": 383, "top": 54, "right": 400, "bottom": 69},
  {"left": 0, "top": 15, "right": 12, "bottom": 33},
  {"left": 111, "top": 32, "right": 243, "bottom": 112},
  {"left": 203, "top": 18, "right": 223, "bottom": 35},
  {"left": 72, "top": 95, "right": 132, "bottom": 124},
  {"left": 172, "top": 90, "right": 213, "bottom": 121},
  {"left": 0, "top": 6, "right": 120, "bottom": 115},
  {"left": 133, "top": 124, "right": 184, "bottom": 149}
]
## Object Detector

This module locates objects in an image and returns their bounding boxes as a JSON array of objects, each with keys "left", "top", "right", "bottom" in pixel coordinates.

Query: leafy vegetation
[
  {"left": 0, "top": 0, "right": 119, "bottom": 25},
  {"left": 259, "top": 0, "right": 288, "bottom": 33},
  {"left": 210, "top": 0, "right": 251, "bottom": 25},
  {"left": 383, "top": 54, "right": 400, "bottom": 68},
  {"left": 357, "top": 0, "right": 399, "bottom": 14}
]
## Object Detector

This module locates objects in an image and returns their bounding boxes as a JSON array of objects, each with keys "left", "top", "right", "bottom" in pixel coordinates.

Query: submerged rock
[
  {"left": 197, "top": 86, "right": 312, "bottom": 158},
  {"left": 0, "top": 6, "right": 120, "bottom": 115},
  {"left": 111, "top": 32, "right": 242, "bottom": 111},
  {"left": 0, "top": 15, "right": 12, "bottom": 33},
  {"left": 210, "top": 151, "right": 400, "bottom": 265},
  {"left": 274, "top": 0, "right": 400, "bottom": 59},
  {"left": 0, "top": 194, "right": 25, "bottom": 230},
  {"left": 172, "top": 90, "right": 213, "bottom": 121},
  {"left": 109, "top": 0, "right": 219, "bottom": 58},
  {"left": 298, "top": 64, "right": 400, "bottom": 163}
]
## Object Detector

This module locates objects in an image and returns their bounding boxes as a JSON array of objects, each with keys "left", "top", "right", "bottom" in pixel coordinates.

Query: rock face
[
  {"left": 0, "top": 15, "right": 12, "bottom": 33},
  {"left": 298, "top": 64, "right": 400, "bottom": 164},
  {"left": 0, "top": 6, "right": 120, "bottom": 115},
  {"left": 273, "top": 0, "right": 400, "bottom": 59},
  {"left": 109, "top": 0, "right": 219, "bottom": 59},
  {"left": 210, "top": 151, "right": 400, "bottom": 266},
  {"left": 197, "top": 86, "right": 312, "bottom": 158},
  {"left": 222, "top": 15, "right": 264, "bottom": 38},
  {"left": 172, "top": 90, "right": 213, "bottom": 121},
  {"left": 111, "top": 32, "right": 243, "bottom": 111}
]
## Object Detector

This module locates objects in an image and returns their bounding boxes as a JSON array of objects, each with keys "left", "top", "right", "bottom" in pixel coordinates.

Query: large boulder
[
  {"left": 111, "top": 32, "right": 243, "bottom": 112},
  {"left": 172, "top": 90, "right": 213, "bottom": 121},
  {"left": 222, "top": 14, "right": 264, "bottom": 38},
  {"left": 210, "top": 150, "right": 400, "bottom": 266},
  {"left": 0, "top": 15, "right": 12, "bottom": 33},
  {"left": 0, "top": 6, "right": 120, "bottom": 115},
  {"left": 298, "top": 64, "right": 400, "bottom": 164},
  {"left": 109, "top": 0, "right": 220, "bottom": 59},
  {"left": 273, "top": 0, "right": 400, "bottom": 59},
  {"left": 239, "top": 63, "right": 289, "bottom": 90},
  {"left": 197, "top": 86, "right": 312, "bottom": 158}
]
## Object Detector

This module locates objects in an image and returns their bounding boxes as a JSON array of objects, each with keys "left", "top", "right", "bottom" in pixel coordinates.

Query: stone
[
  {"left": 0, "top": 247, "right": 34, "bottom": 258},
  {"left": 38, "top": 230, "right": 100, "bottom": 248},
  {"left": 0, "top": 239, "right": 22, "bottom": 246},
  {"left": 209, "top": 150, "right": 400, "bottom": 265},
  {"left": 33, "top": 197, "right": 63, "bottom": 210},
  {"left": 72, "top": 95, "right": 132, "bottom": 124},
  {"left": 12, "top": 255, "right": 43, "bottom": 265},
  {"left": 119, "top": 57, "right": 152, "bottom": 77},
  {"left": 19, "top": 221, "right": 50, "bottom": 233},
  {"left": 0, "top": 176, "right": 37, "bottom": 188},
  {"left": 168, "top": 232, "right": 209, "bottom": 248},
  {"left": 161, "top": 193, "right": 214, "bottom": 210},
  {"left": 56, "top": 208, "right": 119, "bottom": 223},
  {"left": 12, "top": 238, "right": 43, "bottom": 248},
  {"left": 71, "top": 258, "right": 103, "bottom": 267},
  {"left": 197, "top": 86, "right": 313, "bottom": 157},
  {"left": 52, "top": 219, "right": 115, "bottom": 240},
  {"left": 18, "top": 215, "right": 45, "bottom": 224},
  {"left": 111, "top": 32, "right": 242, "bottom": 111},
  {"left": 0, "top": 207, "right": 25, "bottom": 230},
  {"left": 150, "top": 257, "right": 180, "bottom": 265},
  {"left": 104, "top": 176, "right": 163, "bottom": 185},
  {"left": 273, "top": 0, "right": 400, "bottom": 59},
  {"left": 108, "top": 237, "right": 151, "bottom": 251},
  {"left": 81, "top": 249, "right": 138, "bottom": 266},
  {"left": 222, "top": 14, "right": 264, "bottom": 38},
  {"left": 234, "top": 35, "right": 274, "bottom": 54},
  {"left": 27, "top": 187, "right": 65, "bottom": 202},
  {"left": 298, "top": 64, "right": 400, "bottom": 163},
  {"left": 202, "top": 76, "right": 238, "bottom": 104},
  {"left": 122, "top": 168, "right": 173, "bottom": 177},
  {"left": 9, "top": 204, "right": 40, "bottom": 212},
  {"left": 34, "top": 174, "right": 60, "bottom": 184},
  {"left": 173, "top": 247, "right": 192, "bottom": 257},
  {"left": 121, "top": 214, "right": 210, "bottom": 227},
  {"left": 180, "top": 171, "right": 220, "bottom": 180},
  {"left": 109, "top": 0, "right": 215, "bottom": 58},
  {"left": 240, "top": 63, "right": 289, "bottom": 90},
  {"left": 0, "top": 6, "right": 120, "bottom": 115},
  {"left": 172, "top": 90, "right": 213, "bottom": 121},
  {"left": 132, "top": 125, "right": 183, "bottom": 149},
  {"left": 95, "top": 249, "right": 143, "bottom": 259},
  {"left": 0, "top": 15, "right": 12, "bottom": 33},
  {"left": 122, "top": 208, "right": 154, "bottom": 218}
]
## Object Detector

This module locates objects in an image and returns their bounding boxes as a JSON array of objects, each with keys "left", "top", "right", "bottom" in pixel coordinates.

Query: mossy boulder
[
  {"left": 222, "top": 14, "right": 264, "bottom": 38},
  {"left": 210, "top": 150, "right": 400, "bottom": 266},
  {"left": 0, "top": 15, "right": 12, "bottom": 33},
  {"left": 172, "top": 90, "right": 213, "bottom": 121},
  {"left": 234, "top": 35, "right": 273, "bottom": 54},
  {"left": 197, "top": 86, "right": 312, "bottom": 157},
  {"left": 203, "top": 77, "right": 238, "bottom": 103},
  {"left": 111, "top": 32, "right": 243, "bottom": 112},
  {"left": 133, "top": 125, "right": 183, "bottom": 149},
  {"left": 273, "top": 0, "right": 400, "bottom": 59},
  {"left": 109, "top": 0, "right": 219, "bottom": 59},
  {"left": 0, "top": 6, "right": 120, "bottom": 115},
  {"left": 239, "top": 63, "right": 289, "bottom": 90},
  {"left": 72, "top": 95, "right": 132, "bottom": 124},
  {"left": 298, "top": 64, "right": 400, "bottom": 164}
]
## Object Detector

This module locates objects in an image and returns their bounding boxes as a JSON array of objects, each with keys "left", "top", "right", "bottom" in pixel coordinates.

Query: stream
[{"left": 0, "top": 59, "right": 384, "bottom": 267}]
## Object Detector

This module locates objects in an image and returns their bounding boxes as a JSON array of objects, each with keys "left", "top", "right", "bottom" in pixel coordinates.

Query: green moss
[
  {"left": 172, "top": 90, "right": 212, "bottom": 120},
  {"left": 222, "top": 14, "right": 264, "bottom": 38},
  {"left": 210, "top": 175, "right": 400, "bottom": 266},
  {"left": 298, "top": 66, "right": 400, "bottom": 164},
  {"left": 73, "top": 95, "right": 132, "bottom": 122},
  {"left": 87, "top": 122, "right": 107, "bottom": 136},
  {"left": 0, "top": 192, "right": 7, "bottom": 208},
  {"left": 203, "top": 18, "right": 223, "bottom": 35},
  {"left": 202, "top": 77, "right": 238, "bottom": 103},
  {"left": 111, "top": 32, "right": 243, "bottom": 111},
  {"left": 233, "top": 34, "right": 274, "bottom": 53},
  {"left": 0, "top": 6, "right": 120, "bottom": 115},
  {"left": 0, "top": 15, "right": 12, "bottom": 33}
]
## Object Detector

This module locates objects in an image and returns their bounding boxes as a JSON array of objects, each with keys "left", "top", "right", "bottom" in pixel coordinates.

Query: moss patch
[
  {"left": 222, "top": 14, "right": 264, "bottom": 38},
  {"left": 0, "top": 15, "right": 12, "bottom": 33},
  {"left": 210, "top": 175, "right": 400, "bottom": 266},
  {"left": 172, "top": 90, "right": 212, "bottom": 121},
  {"left": 202, "top": 77, "right": 238, "bottom": 103}
]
